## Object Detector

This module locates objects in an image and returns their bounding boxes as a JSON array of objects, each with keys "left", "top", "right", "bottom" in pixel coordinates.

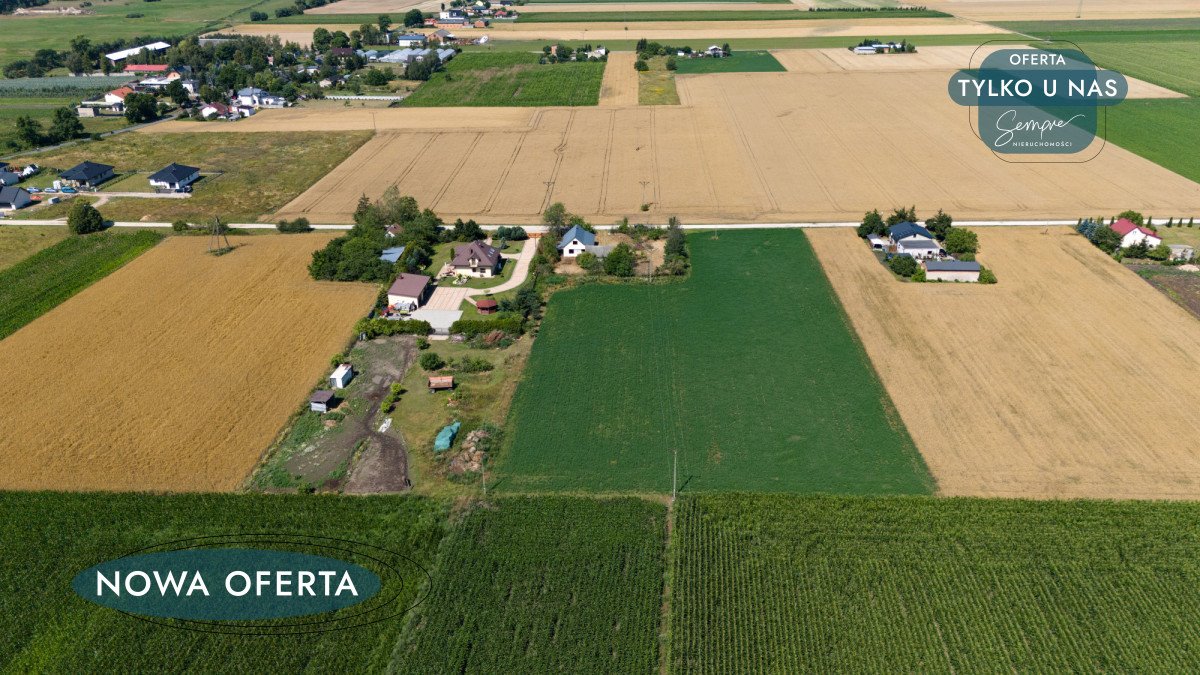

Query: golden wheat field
[
  {"left": 808, "top": 227, "right": 1200, "bottom": 500},
  {"left": 0, "top": 235, "right": 377, "bottom": 493},
  {"left": 260, "top": 69, "right": 1200, "bottom": 224}
]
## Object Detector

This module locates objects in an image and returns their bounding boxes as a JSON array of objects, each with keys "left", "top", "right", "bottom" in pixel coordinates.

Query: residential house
[
  {"left": 394, "top": 34, "right": 427, "bottom": 48},
  {"left": 59, "top": 161, "right": 115, "bottom": 189},
  {"left": 386, "top": 273, "right": 432, "bottom": 311},
  {"left": 236, "top": 87, "right": 270, "bottom": 107},
  {"left": 451, "top": 240, "right": 502, "bottom": 277},
  {"left": 888, "top": 222, "right": 942, "bottom": 259},
  {"left": 0, "top": 171, "right": 20, "bottom": 186},
  {"left": 923, "top": 259, "right": 981, "bottom": 282},
  {"left": 1168, "top": 244, "right": 1195, "bottom": 262},
  {"left": 385, "top": 224, "right": 403, "bottom": 238},
  {"left": 200, "top": 102, "right": 232, "bottom": 119},
  {"left": 1110, "top": 218, "right": 1163, "bottom": 249},
  {"left": 103, "top": 87, "right": 135, "bottom": 107},
  {"left": 705, "top": 45, "right": 725, "bottom": 57},
  {"left": 330, "top": 47, "right": 355, "bottom": 58},
  {"left": 438, "top": 9, "right": 466, "bottom": 19},
  {"left": 148, "top": 163, "right": 201, "bottom": 192},
  {"left": 379, "top": 246, "right": 406, "bottom": 263},
  {"left": 0, "top": 186, "right": 33, "bottom": 211},
  {"left": 105, "top": 41, "right": 170, "bottom": 64},
  {"left": 557, "top": 224, "right": 596, "bottom": 258},
  {"left": 329, "top": 364, "right": 354, "bottom": 389}
]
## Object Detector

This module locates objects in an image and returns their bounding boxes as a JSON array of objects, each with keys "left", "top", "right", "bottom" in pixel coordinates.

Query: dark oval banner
[{"left": 71, "top": 548, "right": 382, "bottom": 621}]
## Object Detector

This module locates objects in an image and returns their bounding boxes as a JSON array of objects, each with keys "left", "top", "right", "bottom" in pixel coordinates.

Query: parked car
[
  {"left": 27, "top": 187, "right": 39, "bottom": 193},
  {"left": 61, "top": 187, "right": 77, "bottom": 194},
  {"left": 43, "top": 188, "right": 57, "bottom": 193}
]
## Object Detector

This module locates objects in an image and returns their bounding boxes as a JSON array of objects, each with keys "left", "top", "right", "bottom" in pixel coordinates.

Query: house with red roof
[
  {"left": 1110, "top": 218, "right": 1162, "bottom": 249},
  {"left": 123, "top": 64, "right": 170, "bottom": 74},
  {"left": 103, "top": 87, "right": 136, "bottom": 107}
]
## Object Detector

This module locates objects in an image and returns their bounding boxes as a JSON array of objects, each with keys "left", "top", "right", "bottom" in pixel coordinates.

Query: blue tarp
[
  {"left": 434, "top": 421, "right": 461, "bottom": 452},
  {"left": 379, "top": 246, "right": 406, "bottom": 263}
]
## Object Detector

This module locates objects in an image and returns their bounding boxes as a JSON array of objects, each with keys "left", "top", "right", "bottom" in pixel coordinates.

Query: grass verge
[
  {"left": 0, "top": 224, "right": 69, "bottom": 271},
  {"left": 674, "top": 50, "right": 785, "bottom": 74},
  {"left": 0, "top": 229, "right": 162, "bottom": 340},
  {"left": 403, "top": 52, "right": 604, "bottom": 107},
  {"left": 639, "top": 56, "right": 679, "bottom": 105}
]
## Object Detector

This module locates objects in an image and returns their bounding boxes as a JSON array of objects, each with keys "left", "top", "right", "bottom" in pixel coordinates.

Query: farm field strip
[
  {"left": 673, "top": 494, "right": 1200, "bottom": 672},
  {"left": 273, "top": 69, "right": 1200, "bottom": 224},
  {"left": 923, "top": 0, "right": 1200, "bottom": 21},
  {"left": 808, "top": 227, "right": 1200, "bottom": 500},
  {"left": 499, "top": 230, "right": 933, "bottom": 495},
  {"left": 598, "top": 52, "right": 640, "bottom": 106},
  {"left": 0, "top": 235, "right": 379, "bottom": 492}
]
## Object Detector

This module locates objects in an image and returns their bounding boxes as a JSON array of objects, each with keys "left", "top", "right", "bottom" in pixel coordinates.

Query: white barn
[{"left": 923, "top": 259, "right": 981, "bottom": 282}]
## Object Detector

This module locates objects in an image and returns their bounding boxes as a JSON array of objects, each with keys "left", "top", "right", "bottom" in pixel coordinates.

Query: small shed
[
  {"left": 924, "top": 259, "right": 981, "bottom": 282},
  {"left": 428, "top": 375, "right": 455, "bottom": 392},
  {"left": 476, "top": 298, "right": 498, "bottom": 315},
  {"left": 310, "top": 390, "right": 335, "bottom": 413},
  {"left": 867, "top": 234, "right": 888, "bottom": 250},
  {"left": 330, "top": 363, "right": 354, "bottom": 389},
  {"left": 1169, "top": 244, "right": 1195, "bottom": 262}
]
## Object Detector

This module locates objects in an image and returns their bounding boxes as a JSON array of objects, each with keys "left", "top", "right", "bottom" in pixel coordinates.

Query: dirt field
[
  {"left": 808, "top": 227, "right": 1200, "bottom": 500},
  {"left": 925, "top": 0, "right": 1200, "bottom": 20},
  {"left": 599, "top": 52, "right": 639, "bottom": 106},
  {"left": 223, "top": 17, "right": 1005, "bottom": 45},
  {"left": 0, "top": 235, "right": 378, "bottom": 492},
  {"left": 772, "top": 46, "right": 1187, "bottom": 98},
  {"left": 519, "top": 2, "right": 797, "bottom": 11},
  {"left": 262, "top": 68, "right": 1200, "bottom": 224},
  {"left": 306, "top": 0, "right": 436, "bottom": 13}
]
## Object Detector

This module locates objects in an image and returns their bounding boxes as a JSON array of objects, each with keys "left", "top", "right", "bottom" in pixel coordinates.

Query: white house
[
  {"left": 103, "top": 87, "right": 135, "bottom": 107},
  {"left": 330, "top": 363, "right": 354, "bottom": 389},
  {"left": 148, "top": 163, "right": 200, "bottom": 192},
  {"left": 386, "top": 273, "right": 432, "bottom": 312},
  {"left": 236, "top": 87, "right": 285, "bottom": 108},
  {"left": 854, "top": 45, "right": 880, "bottom": 55},
  {"left": 556, "top": 224, "right": 596, "bottom": 258},
  {"left": 451, "top": 240, "right": 502, "bottom": 278},
  {"left": 923, "top": 259, "right": 981, "bottom": 282},
  {"left": 888, "top": 222, "right": 942, "bottom": 259},
  {"left": 1110, "top": 218, "right": 1163, "bottom": 249},
  {"left": 200, "top": 102, "right": 232, "bottom": 119}
]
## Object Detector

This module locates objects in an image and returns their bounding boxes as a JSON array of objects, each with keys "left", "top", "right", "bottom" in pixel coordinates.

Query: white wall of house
[
  {"left": 388, "top": 293, "right": 421, "bottom": 310},
  {"left": 454, "top": 262, "right": 496, "bottom": 278},
  {"left": 561, "top": 239, "right": 588, "bottom": 257},
  {"left": 1120, "top": 230, "right": 1162, "bottom": 248},
  {"left": 895, "top": 242, "right": 938, "bottom": 259},
  {"left": 926, "top": 269, "right": 980, "bottom": 283}
]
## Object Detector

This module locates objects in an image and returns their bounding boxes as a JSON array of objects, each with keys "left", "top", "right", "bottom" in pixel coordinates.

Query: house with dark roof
[
  {"left": 0, "top": 171, "right": 20, "bottom": 187},
  {"left": 148, "top": 163, "right": 200, "bottom": 192},
  {"left": 0, "top": 186, "right": 33, "bottom": 211},
  {"left": 451, "top": 240, "right": 502, "bottom": 278},
  {"left": 1110, "top": 218, "right": 1162, "bottom": 249},
  {"left": 888, "top": 221, "right": 934, "bottom": 244},
  {"left": 557, "top": 225, "right": 596, "bottom": 258},
  {"left": 386, "top": 273, "right": 432, "bottom": 311},
  {"left": 888, "top": 221, "right": 941, "bottom": 259},
  {"left": 923, "top": 259, "right": 981, "bottom": 282},
  {"left": 60, "top": 161, "right": 115, "bottom": 189}
]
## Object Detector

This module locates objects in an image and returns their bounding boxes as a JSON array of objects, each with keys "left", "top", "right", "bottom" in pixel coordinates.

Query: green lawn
[
  {"left": 674, "top": 493, "right": 1200, "bottom": 672},
  {"left": 499, "top": 230, "right": 932, "bottom": 495},
  {"left": 997, "top": 18, "right": 1200, "bottom": 39},
  {"left": 520, "top": 7, "right": 946, "bottom": 20},
  {"left": 0, "top": 224, "right": 69, "bottom": 270},
  {"left": 0, "top": 97, "right": 130, "bottom": 151},
  {"left": 1106, "top": 99, "right": 1200, "bottom": 185},
  {"left": 394, "top": 497, "right": 665, "bottom": 672},
  {"left": 403, "top": 52, "right": 604, "bottom": 107},
  {"left": 0, "top": 230, "right": 162, "bottom": 340},
  {"left": 674, "top": 50, "right": 786, "bottom": 74},
  {"left": 0, "top": 492, "right": 447, "bottom": 671},
  {"left": 12, "top": 131, "right": 372, "bottom": 222},
  {"left": 1064, "top": 40, "right": 1200, "bottom": 97},
  {"left": 639, "top": 56, "right": 680, "bottom": 105}
]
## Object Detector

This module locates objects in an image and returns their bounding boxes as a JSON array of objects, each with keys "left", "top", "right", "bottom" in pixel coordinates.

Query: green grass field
[
  {"left": 519, "top": 7, "right": 946, "bottom": 21},
  {"left": 12, "top": 131, "right": 371, "bottom": 222},
  {"left": 0, "top": 492, "right": 447, "bottom": 671},
  {"left": 0, "top": 0, "right": 304, "bottom": 68},
  {"left": 998, "top": 18, "right": 1200, "bottom": 39},
  {"left": 1062, "top": 40, "right": 1200, "bottom": 97},
  {"left": 0, "top": 224, "right": 69, "bottom": 270},
  {"left": 500, "top": 230, "right": 932, "bottom": 495},
  {"left": 673, "top": 493, "right": 1200, "bottom": 672},
  {"left": 460, "top": 33, "right": 997, "bottom": 55},
  {"left": 394, "top": 497, "right": 665, "bottom": 672},
  {"left": 673, "top": 50, "right": 785, "bottom": 74},
  {"left": 0, "top": 230, "right": 162, "bottom": 340},
  {"left": 0, "top": 97, "right": 130, "bottom": 151},
  {"left": 1106, "top": 99, "right": 1200, "bottom": 184},
  {"left": 402, "top": 52, "right": 604, "bottom": 107}
]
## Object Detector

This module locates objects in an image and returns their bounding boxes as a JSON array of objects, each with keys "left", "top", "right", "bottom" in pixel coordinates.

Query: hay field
[
  {"left": 0, "top": 235, "right": 378, "bottom": 493},
  {"left": 271, "top": 69, "right": 1200, "bottom": 224},
  {"left": 808, "top": 227, "right": 1200, "bottom": 500},
  {"left": 924, "top": 0, "right": 1200, "bottom": 21},
  {"left": 598, "top": 52, "right": 639, "bottom": 105}
]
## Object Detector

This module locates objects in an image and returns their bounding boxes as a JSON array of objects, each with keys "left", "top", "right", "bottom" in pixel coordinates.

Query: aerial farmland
[{"left": 3, "top": 0, "right": 1200, "bottom": 670}]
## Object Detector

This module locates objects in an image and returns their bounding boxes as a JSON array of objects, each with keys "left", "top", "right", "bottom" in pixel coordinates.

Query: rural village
[{"left": 3, "top": 0, "right": 1200, "bottom": 670}]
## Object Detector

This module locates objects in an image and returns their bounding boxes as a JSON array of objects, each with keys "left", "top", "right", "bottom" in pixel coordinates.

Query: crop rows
[
  {"left": 671, "top": 494, "right": 1200, "bottom": 673},
  {"left": 402, "top": 52, "right": 604, "bottom": 107},
  {"left": 394, "top": 497, "right": 666, "bottom": 673}
]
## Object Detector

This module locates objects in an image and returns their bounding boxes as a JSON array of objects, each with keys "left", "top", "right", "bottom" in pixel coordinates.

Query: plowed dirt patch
[
  {"left": 809, "top": 227, "right": 1200, "bottom": 500},
  {"left": 0, "top": 235, "right": 377, "bottom": 492}
]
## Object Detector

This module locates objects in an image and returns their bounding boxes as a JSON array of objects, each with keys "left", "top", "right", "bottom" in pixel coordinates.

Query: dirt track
[
  {"left": 809, "top": 227, "right": 1200, "bottom": 500},
  {"left": 0, "top": 235, "right": 377, "bottom": 492},
  {"left": 255, "top": 69, "right": 1200, "bottom": 224},
  {"left": 598, "top": 52, "right": 639, "bottom": 106}
]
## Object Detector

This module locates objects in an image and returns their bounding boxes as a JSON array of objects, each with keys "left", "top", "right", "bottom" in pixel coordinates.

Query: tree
[
  {"left": 67, "top": 200, "right": 105, "bottom": 235},
  {"left": 14, "top": 115, "right": 44, "bottom": 148},
  {"left": 576, "top": 251, "right": 599, "bottom": 271},
  {"left": 943, "top": 228, "right": 978, "bottom": 256},
  {"left": 924, "top": 208, "right": 953, "bottom": 241},
  {"left": 404, "top": 8, "right": 425, "bottom": 27},
  {"left": 363, "top": 68, "right": 389, "bottom": 86},
  {"left": 451, "top": 218, "right": 485, "bottom": 241},
  {"left": 164, "top": 79, "right": 189, "bottom": 105},
  {"left": 888, "top": 254, "right": 917, "bottom": 277},
  {"left": 312, "top": 27, "right": 333, "bottom": 52},
  {"left": 172, "top": 220, "right": 190, "bottom": 233},
  {"left": 634, "top": 59, "right": 648, "bottom": 72},
  {"left": 604, "top": 243, "right": 636, "bottom": 277},
  {"left": 123, "top": 92, "right": 159, "bottom": 123},
  {"left": 542, "top": 202, "right": 569, "bottom": 230},
  {"left": 885, "top": 205, "right": 918, "bottom": 227},
  {"left": 419, "top": 352, "right": 445, "bottom": 371},
  {"left": 48, "top": 107, "right": 84, "bottom": 143},
  {"left": 1091, "top": 224, "right": 1122, "bottom": 253},
  {"left": 1116, "top": 210, "right": 1144, "bottom": 225},
  {"left": 722, "top": 42, "right": 731, "bottom": 55},
  {"left": 378, "top": 14, "right": 392, "bottom": 32},
  {"left": 856, "top": 209, "right": 886, "bottom": 238},
  {"left": 666, "top": 57, "right": 677, "bottom": 71},
  {"left": 495, "top": 226, "right": 528, "bottom": 241}
]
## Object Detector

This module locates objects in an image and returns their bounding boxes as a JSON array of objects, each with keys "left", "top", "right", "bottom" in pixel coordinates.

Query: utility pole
[
  {"left": 543, "top": 180, "right": 555, "bottom": 211},
  {"left": 639, "top": 180, "right": 651, "bottom": 206}
]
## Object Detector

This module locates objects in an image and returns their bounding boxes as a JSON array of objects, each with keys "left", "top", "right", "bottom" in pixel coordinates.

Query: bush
[
  {"left": 888, "top": 254, "right": 918, "bottom": 277},
  {"left": 494, "top": 226, "right": 528, "bottom": 241},
  {"left": 451, "top": 356, "right": 493, "bottom": 373},
  {"left": 1148, "top": 243, "right": 1171, "bottom": 261},
  {"left": 250, "top": 10, "right": 268, "bottom": 20},
  {"left": 171, "top": 220, "right": 190, "bottom": 233},
  {"left": 416, "top": 337, "right": 430, "bottom": 350},
  {"left": 449, "top": 315, "right": 524, "bottom": 338},
  {"left": 911, "top": 267, "right": 925, "bottom": 282},
  {"left": 979, "top": 267, "right": 997, "bottom": 284},
  {"left": 603, "top": 242, "right": 636, "bottom": 277},
  {"left": 355, "top": 317, "right": 432, "bottom": 338},
  {"left": 576, "top": 251, "right": 599, "bottom": 272},
  {"left": 943, "top": 228, "right": 978, "bottom": 256},
  {"left": 634, "top": 60, "right": 648, "bottom": 72},
  {"left": 380, "top": 382, "right": 403, "bottom": 414},
  {"left": 67, "top": 200, "right": 105, "bottom": 235},
  {"left": 419, "top": 352, "right": 445, "bottom": 371},
  {"left": 277, "top": 217, "right": 313, "bottom": 233},
  {"left": 666, "top": 57, "right": 677, "bottom": 71}
]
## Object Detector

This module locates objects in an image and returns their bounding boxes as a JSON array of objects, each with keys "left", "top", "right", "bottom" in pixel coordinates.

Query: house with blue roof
[
  {"left": 888, "top": 221, "right": 933, "bottom": 244},
  {"left": 888, "top": 221, "right": 942, "bottom": 260},
  {"left": 557, "top": 225, "right": 596, "bottom": 258}
]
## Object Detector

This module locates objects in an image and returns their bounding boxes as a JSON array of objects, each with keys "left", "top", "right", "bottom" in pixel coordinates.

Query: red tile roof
[
  {"left": 1110, "top": 218, "right": 1158, "bottom": 239},
  {"left": 124, "top": 64, "right": 169, "bottom": 73},
  {"left": 107, "top": 86, "right": 135, "bottom": 100}
]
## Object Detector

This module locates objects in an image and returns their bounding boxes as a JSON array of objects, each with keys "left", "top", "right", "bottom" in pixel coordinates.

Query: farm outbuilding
[
  {"left": 387, "top": 273, "right": 432, "bottom": 311},
  {"left": 309, "top": 390, "right": 335, "bottom": 413},
  {"left": 1169, "top": 244, "right": 1195, "bottom": 261},
  {"left": 429, "top": 376, "right": 455, "bottom": 393},
  {"left": 379, "top": 246, "right": 406, "bottom": 264},
  {"left": 330, "top": 363, "right": 354, "bottom": 389},
  {"left": 923, "top": 259, "right": 982, "bottom": 282}
]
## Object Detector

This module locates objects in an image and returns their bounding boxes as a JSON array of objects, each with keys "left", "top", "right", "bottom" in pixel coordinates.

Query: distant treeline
[{"left": 0, "top": 0, "right": 51, "bottom": 14}]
